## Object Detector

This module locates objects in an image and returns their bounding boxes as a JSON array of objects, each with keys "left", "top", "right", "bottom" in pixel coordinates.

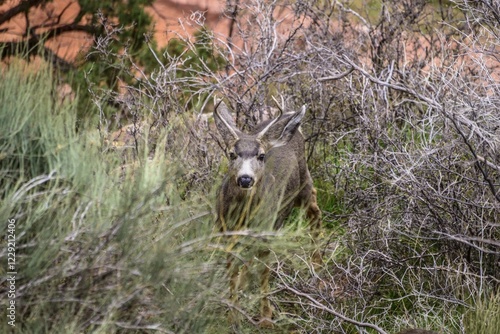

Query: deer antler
[
  {"left": 271, "top": 95, "right": 286, "bottom": 116},
  {"left": 257, "top": 96, "right": 284, "bottom": 140}
]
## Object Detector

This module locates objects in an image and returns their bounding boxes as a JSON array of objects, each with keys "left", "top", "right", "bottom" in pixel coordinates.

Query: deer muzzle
[{"left": 237, "top": 175, "right": 254, "bottom": 189}]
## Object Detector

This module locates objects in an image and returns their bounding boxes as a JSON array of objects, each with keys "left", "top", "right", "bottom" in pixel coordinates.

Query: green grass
[
  {"left": 0, "top": 61, "right": 221, "bottom": 333},
  {"left": 0, "top": 59, "right": 495, "bottom": 334},
  {"left": 465, "top": 291, "right": 500, "bottom": 334},
  {"left": 0, "top": 61, "right": 326, "bottom": 333}
]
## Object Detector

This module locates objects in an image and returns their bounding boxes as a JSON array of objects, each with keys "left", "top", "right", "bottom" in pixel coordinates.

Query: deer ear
[
  {"left": 259, "top": 105, "right": 306, "bottom": 148},
  {"left": 214, "top": 101, "right": 241, "bottom": 146}
]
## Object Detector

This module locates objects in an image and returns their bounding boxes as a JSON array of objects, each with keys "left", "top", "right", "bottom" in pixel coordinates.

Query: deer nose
[{"left": 237, "top": 175, "right": 254, "bottom": 188}]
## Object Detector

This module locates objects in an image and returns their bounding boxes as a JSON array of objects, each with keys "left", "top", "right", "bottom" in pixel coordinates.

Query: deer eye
[
  {"left": 257, "top": 154, "right": 266, "bottom": 162},
  {"left": 229, "top": 152, "right": 238, "bottom": 160}
]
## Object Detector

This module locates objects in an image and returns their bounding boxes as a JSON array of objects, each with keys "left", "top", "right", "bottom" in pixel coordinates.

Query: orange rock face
[
  {"left": 0, "top": 0, "right": 91, "bottom": 61},
  {"left": 146, "top": 0, "right": 231, "bottom": 45},
  {"left": 0, "top": 0, "right": 232, "bottom": 62}
]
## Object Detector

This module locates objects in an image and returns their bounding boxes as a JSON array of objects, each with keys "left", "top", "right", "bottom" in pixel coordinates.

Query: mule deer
[{"left": 214, "top": 100, "right": 321, "bottom": 326}]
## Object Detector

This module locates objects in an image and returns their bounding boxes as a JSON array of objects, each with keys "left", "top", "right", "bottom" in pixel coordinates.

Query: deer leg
[
  {"left": 306, "top": 187, "right": 323, "bottom": 266},
  {"left": 306, "top": 187, "right": 322, "bottom": 232},
  {"left": 257, "top": 249, "right": 273, "bottom": 328},
  {"left": 227, "top": 256, "right": 241, "bottom": 326}
]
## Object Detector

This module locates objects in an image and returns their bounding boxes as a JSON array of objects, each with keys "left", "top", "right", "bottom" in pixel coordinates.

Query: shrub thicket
[{"left": 1, "top": 0, "right": 499, "bottom": 333}]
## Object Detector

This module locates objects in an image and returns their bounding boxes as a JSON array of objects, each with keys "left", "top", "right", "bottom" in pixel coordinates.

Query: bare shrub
[
  {"left": 263, "top": 0, "right": 499, "bottom": 332},
  {"left": 82, "top": 0, "right": 499, "bottom": 332}
]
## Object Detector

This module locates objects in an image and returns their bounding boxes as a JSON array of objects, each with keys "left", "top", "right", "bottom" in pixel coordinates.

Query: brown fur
[{"left": 214, "top": 101, "right": 322, "bottom": 326}]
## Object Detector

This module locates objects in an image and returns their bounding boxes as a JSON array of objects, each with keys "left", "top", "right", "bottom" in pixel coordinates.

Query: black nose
[{"left": 237, "top": 175, "right": 254, "bottom": 188}]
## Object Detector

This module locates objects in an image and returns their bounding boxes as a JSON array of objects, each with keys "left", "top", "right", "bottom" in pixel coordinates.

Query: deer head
[{"left": 214, "top": 100, "right": 306, "bottom": 190}]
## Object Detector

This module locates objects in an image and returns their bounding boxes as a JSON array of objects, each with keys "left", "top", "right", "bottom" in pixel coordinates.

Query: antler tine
[
  {"left": 257, "top": 96, "right": 284, "bottom": 140},
  {"left": 214, "top": 96, "right": 223, "bottom": 109},
  {"left": 214, "top": 100, "right": 240, "bottom": 141},
  {"left": 271, "top": 95, "right": 284, "bottom": 119}
]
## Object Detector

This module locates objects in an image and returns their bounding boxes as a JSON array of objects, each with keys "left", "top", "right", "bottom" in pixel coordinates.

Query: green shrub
[
  {"left": 465, "top": 291, "right": 500, "bottom": 334},
  {"left": 0, "top": 61, "right": 223, "bottom": 333}
]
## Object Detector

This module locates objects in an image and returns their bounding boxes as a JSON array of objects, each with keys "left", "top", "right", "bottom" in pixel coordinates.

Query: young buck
[{"left": 214, "top": 100, "right": 321, "bottom": 326}]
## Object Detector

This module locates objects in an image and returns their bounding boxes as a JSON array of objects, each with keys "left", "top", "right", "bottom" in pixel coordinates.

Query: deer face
[
  {"left": 214, "top": 100, "right": 305, "bottom": 191},
  {"left": 227, "top": 137, "right": 267, "bottom": 189}
]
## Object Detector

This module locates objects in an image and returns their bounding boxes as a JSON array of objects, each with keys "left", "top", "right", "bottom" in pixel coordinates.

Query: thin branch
[
  {"left": 0, "top": 0, "right": 44, "bottom": 26},
  {"left": 281, "top": 283, "right": 389, "bottom": 334}
]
